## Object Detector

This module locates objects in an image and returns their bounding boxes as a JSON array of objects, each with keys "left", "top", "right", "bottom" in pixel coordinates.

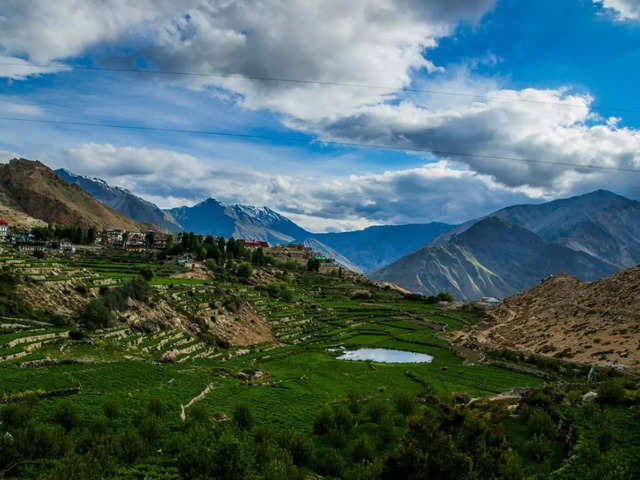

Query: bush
[
  {"left": 237, "top": 262, "right": 253, "bottom": 280},
  {"left": 598, "top": 379, "right": 626, "bottom": 405},
  {"left": 280, "top": 430, "right": 314, "bottom": 467},
  {"left": 350, "top": 435, "right": 376, "bottom": 462},
  {"left": 148, "top": 398, "right": 164, "bottom": 417},
  {"left": 368, "top": 399, "right": 389, "bottom": 424},
  {"left": 53, "top": 401, "right": 80, "bottom": 433},
  {"left": 138, "top": 267, "right": 154, "bottom": 281},
  {"left": 1, "top": 402, "right": 32, "bottom": 429},
  {"left": 526, "top": 408, "right": 556, "bottom": 438},
  {"left": 394, "top": 392, "right": 416, "bottom": 416},
  {"left": 103, "top": 399, "right": 121, "bottom": 419},
  {"left": 333, "top": 405, "right": 354, "bottom": 433},
  {"left": 80, "top": 299, "right": 112, "bottom": 331},
  {"left": 313, "top": 406, "right": 335, "bottom": 435},
  {"left": 233, "top": 403, "right": 254, "bottom": 430}
]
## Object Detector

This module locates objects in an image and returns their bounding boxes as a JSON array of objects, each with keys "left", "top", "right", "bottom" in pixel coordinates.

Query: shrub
[
  {"left": 1, "top": 402, "right": 32, "bottom": 429},
  {"left": 233, "top": 403, "right": 254, "bottom": 430},
  {"left": 333, "top": 405, "right": 354, "bottom": 433},
  {"left": 526, "top": 408, "right": 556, "bottom": 438},
  {"left": 148, "top": 398, "right": 164, "bottom": 417},
  {"left": 138, "top": 267, "right": 154, "bottom": 281},
  {"left": 280, "top": 430, "right": 314, "bottom": 467},
  {"left": 53, "top": 401, "right": 80, "bottom": 433},
  {"left": 313, "top": 405, "right": 335, "bottom": 435},
  {"left": 80, "top": 299, "right": 112, "bottom": 331},
  {"left": 394, "top": 392, "right": 416, "bottom": 416},
  {"left": 598, "top": 379, "right": 626, "bottom": 405},
  {"left": 524, "top": 433, "right": 553, "bottom": 463},
  {"left": 119, "top": 429, "right": 146, "bottom": 463},
  {"left": 350, "top": 435, "right": 376, "bottom": 462},
  {"left": 368, "top": 399, "right": 389, "bottom": 424},
  {"left": 103, "top": 399, "right": 121, "bottom": 419},
  {"left": 237, "top": 262, "right": 253, "bottom": 280}
]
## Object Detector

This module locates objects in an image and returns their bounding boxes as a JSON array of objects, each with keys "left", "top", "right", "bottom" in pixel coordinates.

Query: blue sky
[{"left": 1, "top": 0, "right": 639, "bottom": 232}]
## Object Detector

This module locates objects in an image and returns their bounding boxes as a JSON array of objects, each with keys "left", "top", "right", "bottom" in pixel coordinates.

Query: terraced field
[{"left": 0, "top": 250, "right": 544, "bottom": 433}]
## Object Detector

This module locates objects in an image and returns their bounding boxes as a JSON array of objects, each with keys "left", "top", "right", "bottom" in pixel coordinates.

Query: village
[{"left": 0, "top": 218, "right": 333, "bottom": 267}]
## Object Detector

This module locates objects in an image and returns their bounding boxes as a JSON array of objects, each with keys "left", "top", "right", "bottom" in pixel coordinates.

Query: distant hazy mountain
[
  {"left": 431, "top": 190, "right": 640, "bottom": 269},
  {"left": 301, "top": 238, "right": 364, "bottom": 274},
  {"left": 55, "top": 169, "right": 182, "bottom": 233},
  {"left": 371, "top": 216, "right": 617, "bottom": 300},
  {"left": 314, "top": 223, "right": 453, "bottom": 272},
  {"left": 0, "top": 159, "right": 156, "bottom": 231}
]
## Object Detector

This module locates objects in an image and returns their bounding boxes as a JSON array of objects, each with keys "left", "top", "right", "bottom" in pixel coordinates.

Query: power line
[
  {"left": 1, "top": 115, "right": 639, "bottom": 174},
  {"left": 2, "top": 61, "right": 640, "bottom": 114}
]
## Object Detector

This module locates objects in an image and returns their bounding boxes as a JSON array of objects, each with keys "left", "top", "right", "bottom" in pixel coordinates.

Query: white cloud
[
  {"left": 0, "top": 56, "right": 69, "bottom": 79},
  {"left": 594, "top": 0, "right": 640, "bottom": 20},
  {"left": 50, "top": 142, "right": 536, "bottom": 231}
]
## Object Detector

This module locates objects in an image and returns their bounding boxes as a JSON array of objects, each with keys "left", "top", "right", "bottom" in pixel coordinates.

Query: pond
[{"left": 335, "top": 347, "right": 434, "bottom": 364}]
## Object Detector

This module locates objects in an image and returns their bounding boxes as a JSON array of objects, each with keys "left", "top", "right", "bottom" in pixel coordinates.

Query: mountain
[
  {"left": 55, "top": 169, "right": 182, "bottom": 233},
  {"left": 166, "top": 199, "right": 310, "bottom": 245},
  {"left": 0, "top": 159, "right": 158, "bottom": 231},
  {"left": 300, "top": 238, "right": 364, "bottom": 273},
  {"left": 371, "top": 217, "right": 617, "bottom": 300},
  {"left": 313, "top": 223, "right": 453, "bottom": 272},
  {"left": 474, "top": 265, "right": 640, "bottom": 369},
  {"left": 431, "top": 190, "right": 640, "bottom": 269}
]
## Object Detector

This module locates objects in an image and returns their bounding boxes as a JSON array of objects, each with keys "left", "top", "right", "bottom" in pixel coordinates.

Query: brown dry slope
[
  {"left": 476, "top": 265, "right": 640, "bottom": 369},
  {"left": 0, "top": 158, "right": 160, "bottom": 231}
]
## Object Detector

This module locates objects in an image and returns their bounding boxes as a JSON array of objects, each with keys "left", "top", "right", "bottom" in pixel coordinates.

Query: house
[
  {"left": 0, "top": 219, "right": 8, "bottom": 240},
  {"left": 104, "top": 229, "right": 124, "bottom": 246},
  {"left": 239, "top": 239, "right": 269, "bottom": 249},
  {"left": 127, "top": 232, "right": 146, "bottom": 248},
  {"left": 153, "top": 232, "right": 169, "bottom": 249}
]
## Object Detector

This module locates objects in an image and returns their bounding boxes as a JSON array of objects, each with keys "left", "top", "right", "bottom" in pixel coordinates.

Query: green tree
[{"left": 237, "top": 262, "right": 253, "bottom": 280}]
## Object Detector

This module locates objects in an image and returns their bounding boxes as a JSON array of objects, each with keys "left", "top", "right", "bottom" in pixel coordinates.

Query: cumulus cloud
[
  {"left": 51, "top": 142, "right": 537, "bottom": 231},
  {"left": 594, "top": 0, "right": 640, "bottom": 20}
]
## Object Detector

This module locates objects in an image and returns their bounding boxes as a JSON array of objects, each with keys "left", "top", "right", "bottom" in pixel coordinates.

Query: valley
[{"left": 1, "top": 240, "right": 638, "bottom": 479}]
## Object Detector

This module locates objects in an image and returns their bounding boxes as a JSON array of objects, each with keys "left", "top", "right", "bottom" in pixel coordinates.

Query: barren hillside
[
  {"left": 475, "top": 265, "right": 640, "bottom": 369},
  {"left": 0, "top": 158, "right": 160, "bottom": 231}
]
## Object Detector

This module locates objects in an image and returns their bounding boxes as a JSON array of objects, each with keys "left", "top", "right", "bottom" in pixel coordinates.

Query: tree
[
  {"left": 53, "top": 401, "right": 80, "bottom": 433},
  {"left": 233, "top": 404, "right": 254, "bottom": 430},
  {"left": 307, "top": 258, "right": 321, "bottom": 272},
  {"left": 145, "top": 231, "right": 155, "bottom": 248},
  {"left": 87, "top": 227, "right": 97, "bottom": 244},
  {"left": 251, "top": 247, "right": 265, "bottom": 266},
  {"left": 237, "top": 262, "right": 253, "bottom": 280}
]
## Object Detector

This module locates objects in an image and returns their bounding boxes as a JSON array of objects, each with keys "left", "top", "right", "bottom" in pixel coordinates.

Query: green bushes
[
  {"left": 264, "top": 282, "right": 294, "bottom": 302},
  {"left": 78, "top": 276, "right": 152, "bottom": 330},
  {"left": 233, "top": 403, "right": 254, "bottom": 430},
  {"left": 598, "top": 379, "right": 626, "bottom": 405}
]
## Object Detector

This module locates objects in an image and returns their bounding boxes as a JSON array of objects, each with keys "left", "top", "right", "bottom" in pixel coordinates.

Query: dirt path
[{"left": 180, "top": 383, "right": 217, "bottom": 422}]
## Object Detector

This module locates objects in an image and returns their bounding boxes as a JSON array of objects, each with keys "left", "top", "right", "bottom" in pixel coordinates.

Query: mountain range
[
  {"left": 372, "top": 190, "right": 640, "bottom": 299},
  {"left": 55, "top": 169, "right": 182, "bottom": 233},
  {"left": 4, "top": 158, "right": 640, "bottom": 300}
]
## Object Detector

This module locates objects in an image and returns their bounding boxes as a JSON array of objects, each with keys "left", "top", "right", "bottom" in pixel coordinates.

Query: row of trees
[{"left": 31, "top": 225, "right": 98, "bottom": 244}]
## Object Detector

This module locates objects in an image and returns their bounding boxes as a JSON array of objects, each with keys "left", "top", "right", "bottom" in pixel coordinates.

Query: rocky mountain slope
[
  {"left": 472, "top": 265, "right": 640, "bottom": 370},
  {"left": 55, "top": 169, "right": 182, "bottom": 233},
  {"left": 314, "top": 223, "right": 453, "bottom": 272},
  {"left": 371, "top": 217, "right": 617, "bottom": 300},
  {"left": 432, "top": 190, "right": 640, "bottom": 269},
  {"left": 0, "top": 159, "right": 158, "bottom": 231}
]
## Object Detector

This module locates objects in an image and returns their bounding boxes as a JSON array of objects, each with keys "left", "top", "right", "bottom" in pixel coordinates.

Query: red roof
[
  {"left": 240, "top": 239, "right": 269, "bottom": 248},
  {"left": 0, "top": 219, "right": 7, "bottom": 225}
]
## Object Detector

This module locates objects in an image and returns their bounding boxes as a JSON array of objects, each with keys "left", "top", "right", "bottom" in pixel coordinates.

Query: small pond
[{"left": 335, "top": 348, "right": 434, "bottom": 364}]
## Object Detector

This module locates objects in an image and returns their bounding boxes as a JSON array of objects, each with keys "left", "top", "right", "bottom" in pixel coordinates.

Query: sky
[{"left": 1, "top": 0, "right": 640, "bottom": 232}]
